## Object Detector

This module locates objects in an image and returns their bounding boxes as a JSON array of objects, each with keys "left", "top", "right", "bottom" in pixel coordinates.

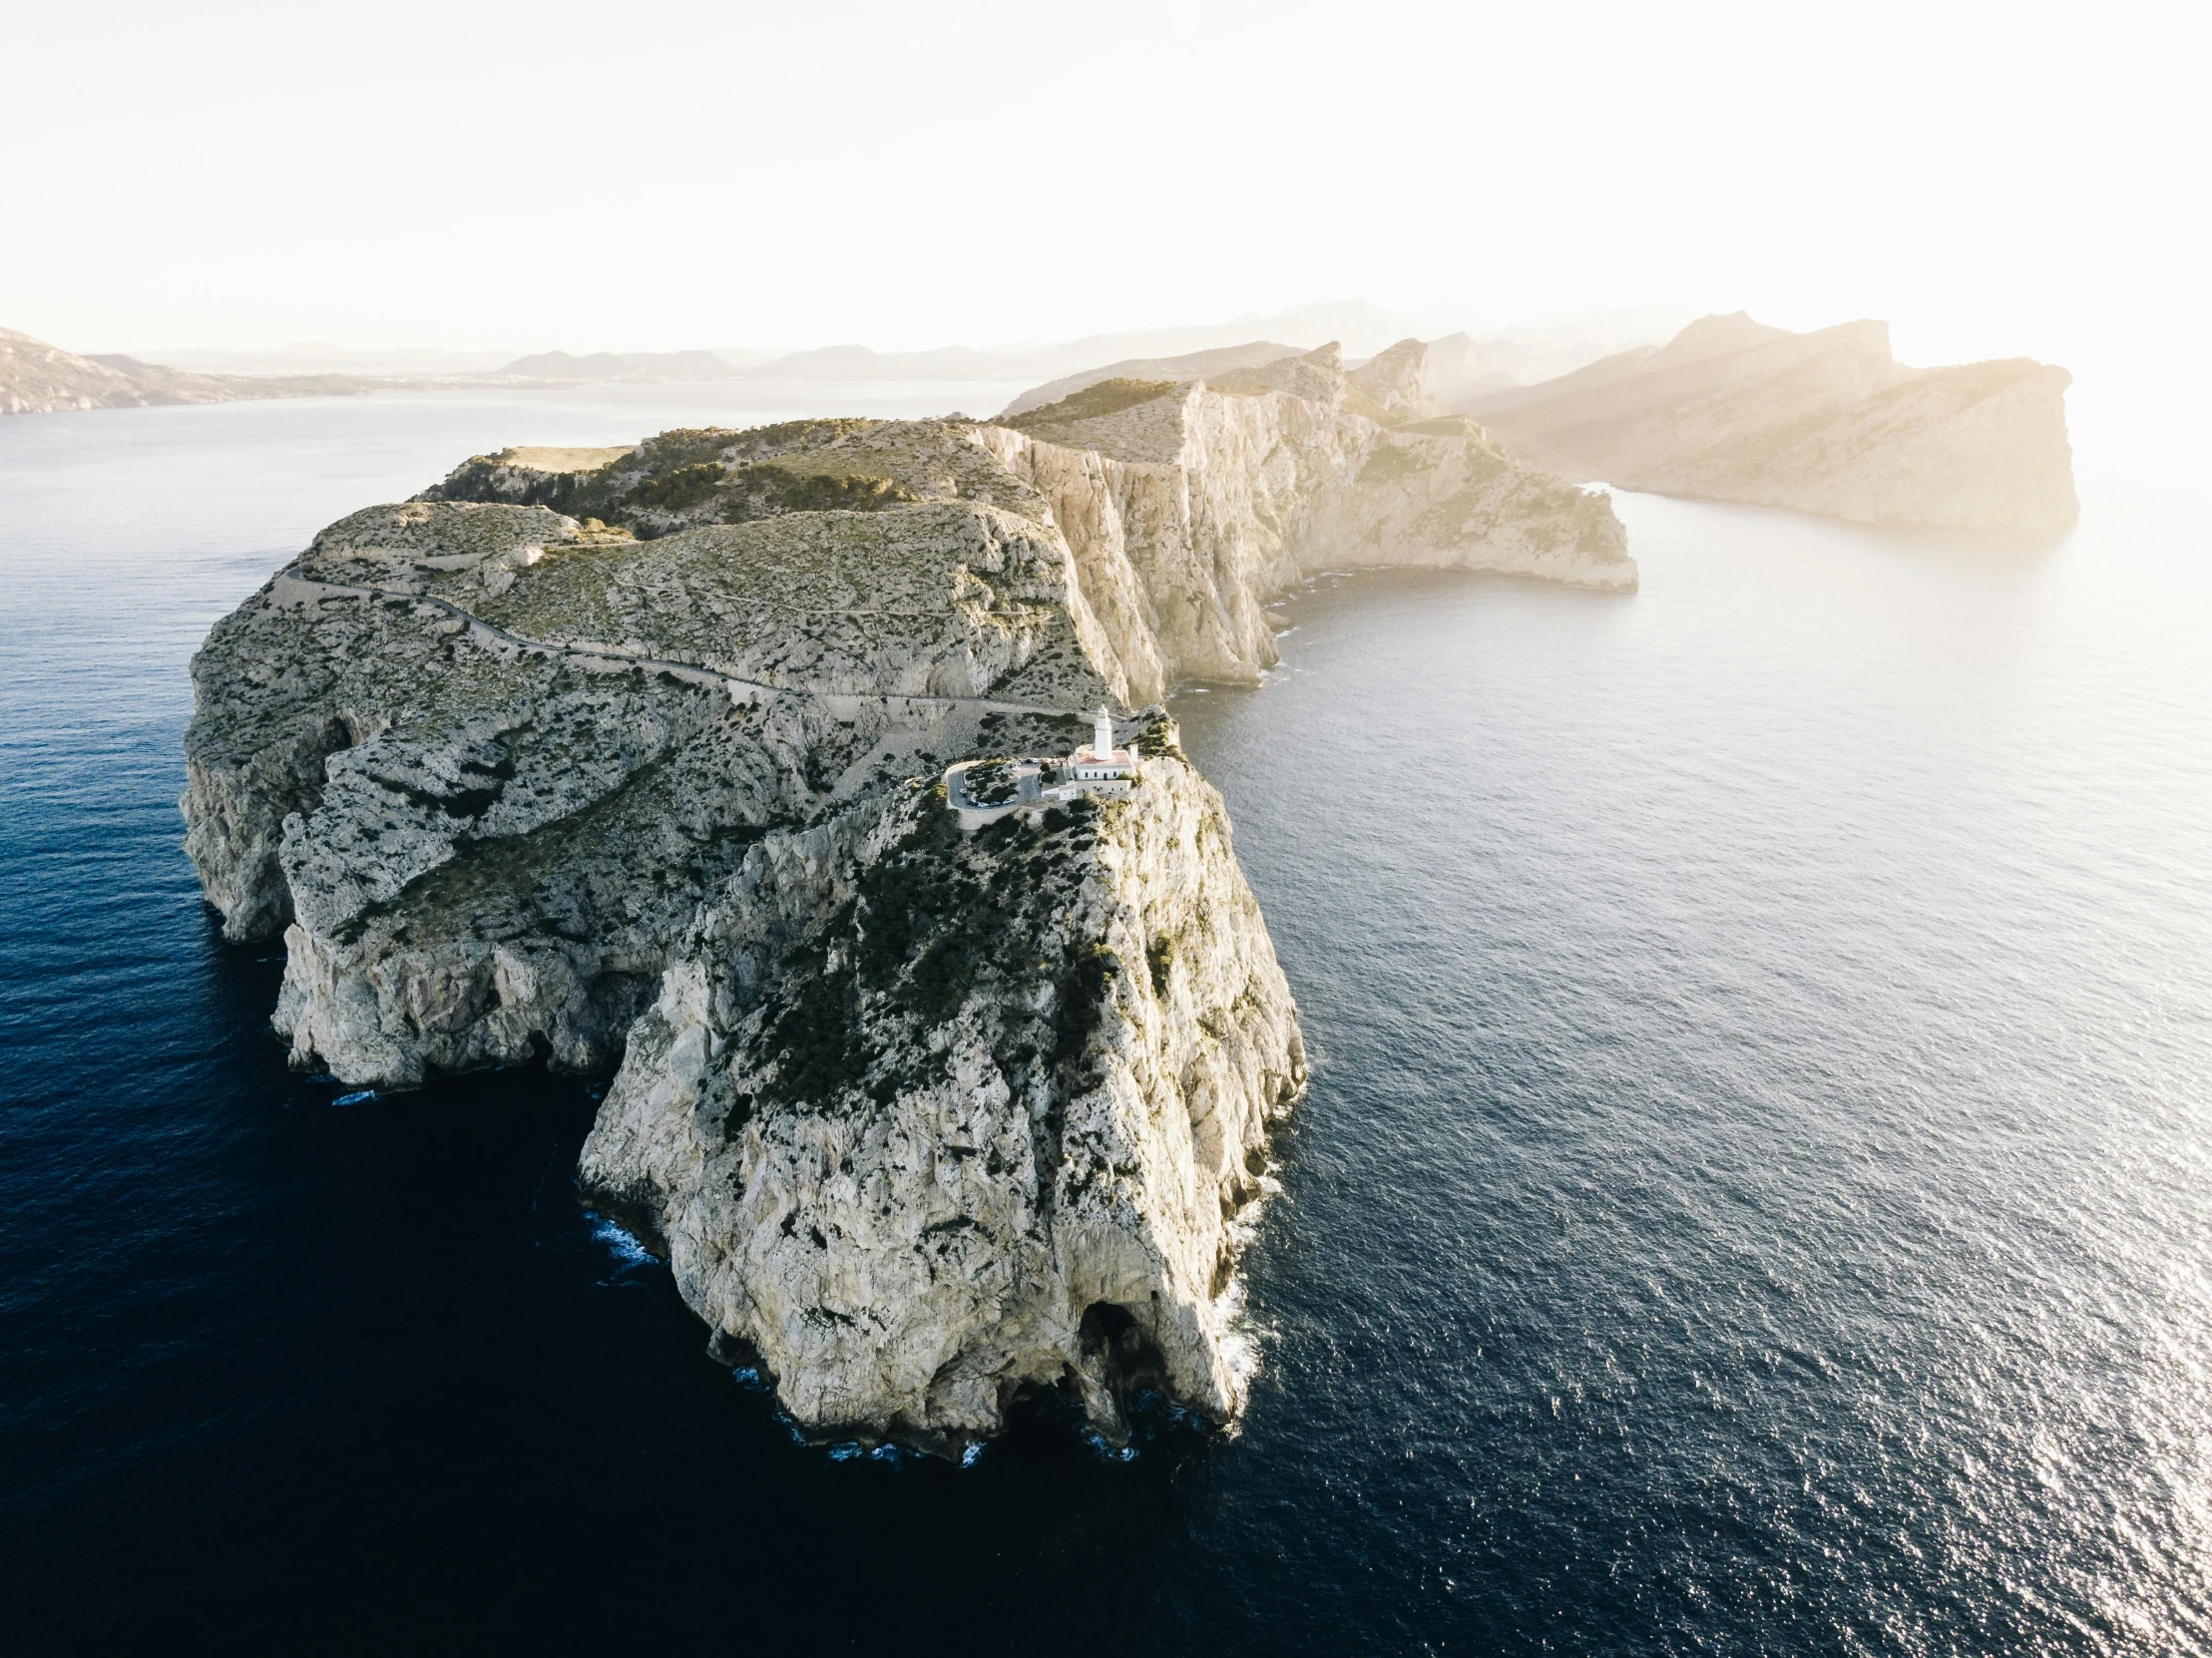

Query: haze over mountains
[
  {"left": 6, "top": 299, "right": 1696, "bottom": 416},
  {"left": 109, "top": 300, "right": 1695, "bottom": 388},
  {"left": 515, "top": 300, "right": 1695, "bottom": 389},
  {"left": 0, "top": 326, "right": 375, "bottom": 415},
  {"left": 987, "top": 318, "right": 2076, "bottom": 537},
  {"left": 5, "top": 302, "right": 2077, "bottom": 536},
  {"left": 1463, "top": 313, "right": 2078, "bottom": 534}
]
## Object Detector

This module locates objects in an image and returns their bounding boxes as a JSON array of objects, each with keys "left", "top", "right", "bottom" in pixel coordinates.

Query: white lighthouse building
[
  {"left": 943, "top": 705, "right": 1139, "bottom": 828},
  {"left": 1070, "top": 705, "right": 1134, "bottom": 785}
]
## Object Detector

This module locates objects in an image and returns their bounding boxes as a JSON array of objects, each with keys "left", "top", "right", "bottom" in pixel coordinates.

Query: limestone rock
[
  {"left": 1346, "top": 336, "right": 1437, "bottom": 417},
  {"left": 1464, "top": 313, "right": 2079, "bottom": 535},
  {"left": 988, "top": 348, "right": 1635, "bottom": 704},
  {"left": 581, "top": 740, "right": 1303, "bottom": 1448},
  {"left": 181, "top": 364, "right": 1633, "bottom": 1449}
]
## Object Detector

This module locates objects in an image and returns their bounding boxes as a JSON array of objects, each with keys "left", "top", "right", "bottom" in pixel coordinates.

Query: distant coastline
[{"left": 4, "top": 301, "right": 1693, "bottom": 418}]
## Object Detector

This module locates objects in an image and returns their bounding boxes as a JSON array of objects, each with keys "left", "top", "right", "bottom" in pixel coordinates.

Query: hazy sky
[{"left": 4, "top": 0, "right": 2202, "bottom": 378}]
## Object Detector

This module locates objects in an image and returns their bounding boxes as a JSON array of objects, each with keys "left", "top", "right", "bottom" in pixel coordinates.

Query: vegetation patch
[
  {"left": 718, "top": 418, "right": 882, "bottom": 459},
  {"left": 1133, "top": 714, "right": 1186, "bottom": 764},
  {"left": 1007, "top": 378, "right": 1182, "bottom": 430},
  {"left": 1051, "top": 944, "right": 1120, "bottom": 1070},
  {"left": 722, "top": 464, "right": 919, "bottom": 518},
  {"left": 1358, "top": 443, "right": 1426, "bottom": 484},
  {"left": 630, "top": 463, "right": 727, "bottom": 512},
  {"left": 748, "top": 792, "right": 1112, "bottom": 1118},
  {"left": 1402, "top": 415, "right": 1490, "bottom": 440},
  {"left": 961, "top": 757, "right": 1022, "bottom": 806},
  {"left": 1146, "top": 935, "right": 1175, "bottom": 999}
]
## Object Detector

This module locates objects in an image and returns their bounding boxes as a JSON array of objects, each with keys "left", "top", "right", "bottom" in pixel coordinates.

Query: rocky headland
[
  {"left": 1461, "top": 313, "right": 2078, "bottom": 535},
  {"left": 0, "top": 325, "right": 373, "bottom": 415},
  {"left": 182, "top": 343, "right": 1628, "bottom": 1451}
]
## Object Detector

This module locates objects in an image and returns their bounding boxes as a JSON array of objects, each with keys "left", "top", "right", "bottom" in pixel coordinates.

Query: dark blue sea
[{"left": 4, "top": 383, "right": 2207, "bottom": 1654}]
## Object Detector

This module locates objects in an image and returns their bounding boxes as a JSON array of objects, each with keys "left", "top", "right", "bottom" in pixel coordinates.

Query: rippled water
[{"left": 3, "top": 388, "right": 2207, "bottom": 1653}]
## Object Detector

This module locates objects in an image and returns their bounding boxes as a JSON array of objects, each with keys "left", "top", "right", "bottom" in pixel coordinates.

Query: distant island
[
  {"left": 1460, "top": 313, "right": 2078, "bottom": 535},
  {"left": 181, "top": 339, "right": 1626, "bottom": 1458}
]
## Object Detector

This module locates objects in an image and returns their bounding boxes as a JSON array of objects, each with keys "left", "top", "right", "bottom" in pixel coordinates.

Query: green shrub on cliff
[
  {"left": 749, "top": 791, "right": 1119, "bottom": 1116},
  {"left": 723, "top": 464, "right": 918, "bottom": 517},
  {"left": 1007, "top": 377, "right": 1182, "bottom": 430},
  {"left": 629, "top": 462, "right": 727, "bottom": 511}
]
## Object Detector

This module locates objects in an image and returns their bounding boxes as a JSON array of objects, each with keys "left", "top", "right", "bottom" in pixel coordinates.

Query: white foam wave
[{"left": 585, "top": 1213, "right": 657, "bottom": 1267}]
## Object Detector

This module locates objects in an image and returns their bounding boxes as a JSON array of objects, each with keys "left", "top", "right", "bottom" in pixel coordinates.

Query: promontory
[
  {"left": 181, "top": 341, "right": 1631, "bottom": 1454},
  {"left": 0, "top": 324, "right": 371, "bottom": 415},
  {"left": 1461, "top": 313, "right": 2078, "bottom": 535}
]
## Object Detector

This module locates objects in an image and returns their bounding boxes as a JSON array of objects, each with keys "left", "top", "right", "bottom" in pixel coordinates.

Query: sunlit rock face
[
  {"left": 988, "top": 342, "right": 1636, "bottom": 703},
  {"left": 185, "top": 493, "right": 1111, "bottom": 1087},
  {"left": 581, "top": 738, "right": 1303, "bottom": 1451},
  {"left": 180, "top": 365, "right": 1621, "bottom": 1449},
  {"left": 1463, "top": 313, "right": 2080, "bottom": 535}
]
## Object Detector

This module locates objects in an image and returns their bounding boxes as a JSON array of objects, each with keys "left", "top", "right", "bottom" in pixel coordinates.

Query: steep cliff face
[
  {"left": 1465, "top": 313, "right": 2079, "bottom": 535},
  {"left": 183, "top": 368, "right": 1628, "bottom": 1449},
  {"left": 581, "top": 742, "right": 1302, "bottom": 1448},
  {"left": 984, "top": 343, "right": 1634, "bottom": 702}
]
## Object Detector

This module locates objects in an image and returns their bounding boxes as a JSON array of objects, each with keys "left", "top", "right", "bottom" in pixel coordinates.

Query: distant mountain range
[
  {"left": 8, "top": 300, "right": 1699, "bottom": 418},
  {"left": 994, "top": 309, "right": 1701, "bottom": 419},
  {"left": 481, "top": 301, "right": 1695, "bottom": 389},
  {"left": 144, "top": 342, "right": 525, "bottom": 377},
  {"left": 0, "top": 327, "right": 377, "bottom": 416},
  {"left": 490, "top": 348, "right": 759, "bottom": 382},
  {"left": 472, "top": 301, "right": 1469, "bottom": 385}
]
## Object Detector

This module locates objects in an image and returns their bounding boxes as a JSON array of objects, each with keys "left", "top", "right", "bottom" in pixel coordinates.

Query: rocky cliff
[
  {"left": 985, "top": 342, "right": 1633, "bottom": 703},
  {"left": 1463, "top": 313, "right": 2079, "bottom": 535},
  {"left": 182, "top": 363, "right": 1624, "bottom": 1451},
  {"left": 582, "top": 742, "right": 1301, "bottom": 1449}
]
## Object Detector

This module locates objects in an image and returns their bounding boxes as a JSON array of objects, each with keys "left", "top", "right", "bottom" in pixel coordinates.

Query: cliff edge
[{"left": 583, "top": 743, "right": 1301, "bottom": 1448}]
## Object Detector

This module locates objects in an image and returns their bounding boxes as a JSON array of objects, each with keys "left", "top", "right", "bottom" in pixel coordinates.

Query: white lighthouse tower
[{"left": 1070, "top": 704, "right": 1134, "bottom": 787}]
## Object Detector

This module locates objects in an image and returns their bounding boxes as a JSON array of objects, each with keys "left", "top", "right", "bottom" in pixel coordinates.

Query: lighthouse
[
  {"left": 1070, "top": 705, "right": 1134, "bottom": 785},
  {"left": 944, "top": 704, "right": 1137, "bottom": 829}
]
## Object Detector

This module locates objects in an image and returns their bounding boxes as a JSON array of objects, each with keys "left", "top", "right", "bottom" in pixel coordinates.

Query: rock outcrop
[
  {"left": 1, "top": 324, "right": 371, "bottom": 416},
  {"left": 182, "top": 364, "right": 1628, "bottom": 1451},
  {"left": 987, "top": 343, "right": 1635, "bottom": 698},
  {"left": 582, "top": 738, "right": 1301, "bottom": 1448},
  {"left": 1462, "top": 313, "right": 2079, "bottom": 535},
  {"left": 1346, "top": 337, "right": 1437, "bottom": 416}
]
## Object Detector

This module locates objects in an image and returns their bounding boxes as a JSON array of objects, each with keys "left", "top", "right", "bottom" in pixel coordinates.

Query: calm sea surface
[{"left": 2, "top": 384, "right": 2207, "bottom": 1654}]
